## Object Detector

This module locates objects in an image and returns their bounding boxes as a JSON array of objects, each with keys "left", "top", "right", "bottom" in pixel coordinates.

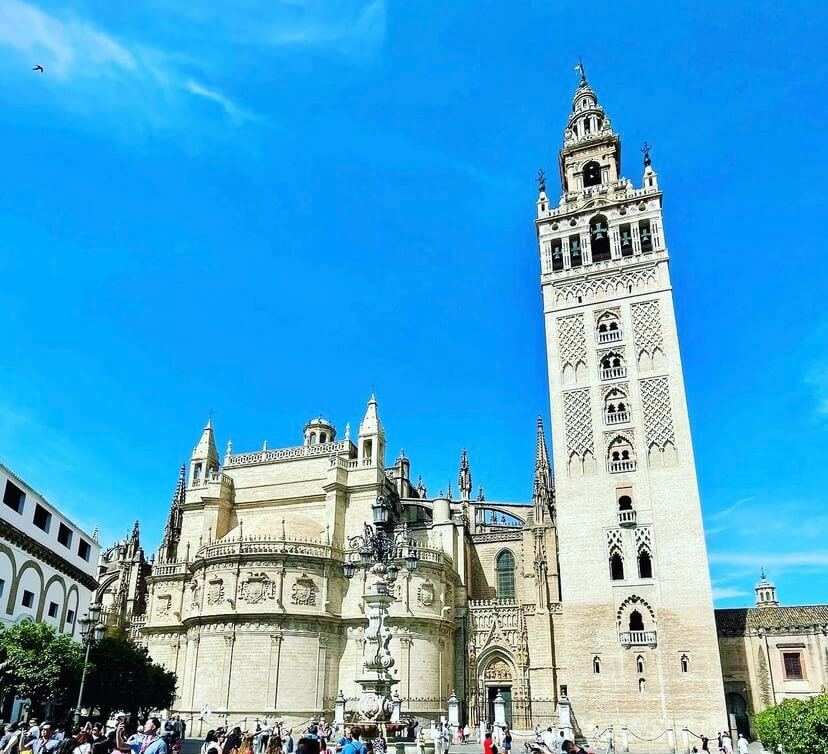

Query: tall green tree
[
  {"left": 754, "top": 693, "right": 828, "bottom": 754},
  {"left": 84, "top": 636, "right": 177, "bottom": 722},
  {"left": 0, "top": 621, "right": 84, "bottom": 713}
]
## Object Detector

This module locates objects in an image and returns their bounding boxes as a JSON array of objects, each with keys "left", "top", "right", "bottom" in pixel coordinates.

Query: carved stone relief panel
[{"left": 291, "top": 574, "right": 318, "bottom": 606}]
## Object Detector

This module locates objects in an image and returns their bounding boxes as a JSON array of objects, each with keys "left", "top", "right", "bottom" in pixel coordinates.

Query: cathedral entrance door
[{"left": 487, "top": 686, "right": 512, "bottom": 726}]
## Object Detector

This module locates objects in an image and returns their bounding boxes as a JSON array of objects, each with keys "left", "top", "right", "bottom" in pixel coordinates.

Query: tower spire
[
  {"left": 533, "top": 416, "right": 555, "bottom": 523},
  {"left": 458, "top": 449, "right": 472, "bottom": 502},
  {"left": 159, "top": 465, "right": 186, "bottom": 563}
]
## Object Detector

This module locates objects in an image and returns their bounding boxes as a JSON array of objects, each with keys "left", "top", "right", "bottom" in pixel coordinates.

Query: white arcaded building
[
  {"left": 132, "top": 72, "right": 728, "bottom": 748},
  {"left": 0, "top": 463, "right": 99, "bottom": 640}
]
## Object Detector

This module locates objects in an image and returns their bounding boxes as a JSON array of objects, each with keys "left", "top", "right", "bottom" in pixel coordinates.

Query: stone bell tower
[{"left": 536, "top": 66, "right": 726, "bottom": 742}]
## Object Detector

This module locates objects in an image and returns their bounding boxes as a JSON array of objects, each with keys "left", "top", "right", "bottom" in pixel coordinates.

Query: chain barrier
[{"left": 627, "top": 729, "right": 669, "bottom": 742}]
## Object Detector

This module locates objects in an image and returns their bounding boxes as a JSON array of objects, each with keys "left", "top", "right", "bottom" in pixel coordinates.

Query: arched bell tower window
[
  {"left": 496, "top": 550, "right": 516, "bottom": 601},
  {"left": 639, "top": 220, "right": 653, "bottom": 252},
  {"left": 309, "top": 432, "right": 317, "bottom": 445},
  {"left": 609, "top": 553, "right": 624, "bottom": 581},
  {"left": 552, "top": 242, "right": 564, "bottom": 272},
  {"left": 590, "top": 215, "right": 611, "bottom": 262},
  {"left": 583, "top": 161, "right": 601, "bottom": 188},
  {"left": 569, "top": 235, "right": 583, "bottom": 268},
  {"left": 619, "top": 223, "right": 633, "bottom": 257}
]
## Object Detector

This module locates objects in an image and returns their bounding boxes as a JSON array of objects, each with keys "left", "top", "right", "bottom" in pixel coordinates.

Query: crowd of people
[{"left": 0, "top": 717, "right": 190, "bottom": 754}]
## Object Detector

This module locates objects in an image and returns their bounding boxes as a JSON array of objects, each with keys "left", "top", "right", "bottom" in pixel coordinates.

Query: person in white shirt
[
  {"left": 541, "top": 728, "right": 557, "bottom": 751},
  {"left": 736, "top": 735, "right": 748, "bottom": 754},
  {"left": 721, "top": 734, "right": 733, "bottom": 754},
  {"left": 431, "top": 724, "right": 443, "bottom": 754}
]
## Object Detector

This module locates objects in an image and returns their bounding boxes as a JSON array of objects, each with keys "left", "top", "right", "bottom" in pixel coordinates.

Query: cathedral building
[{"left": 134, "top": 72, "right": 728, "bottom": 746}]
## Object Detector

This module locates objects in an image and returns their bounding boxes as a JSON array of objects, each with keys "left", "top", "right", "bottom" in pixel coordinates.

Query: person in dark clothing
[
  {"left": 701, "top": 737, "right": 709, "bottom": 753},
  {"left": 562, "top": 742, "right": 587, "bottom": 754},
  {"left": 223, "top": 729, "right": 242, "bottom": 754}
]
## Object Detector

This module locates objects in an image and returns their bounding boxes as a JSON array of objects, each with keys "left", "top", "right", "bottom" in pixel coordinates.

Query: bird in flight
[{"left": 32, "top": 64, "right": 44, "bottom": 73}]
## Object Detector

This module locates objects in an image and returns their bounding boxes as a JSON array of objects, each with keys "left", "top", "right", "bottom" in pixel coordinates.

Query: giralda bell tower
[{"left": 536, "top": 67, "right": 726, "bottom": 741}]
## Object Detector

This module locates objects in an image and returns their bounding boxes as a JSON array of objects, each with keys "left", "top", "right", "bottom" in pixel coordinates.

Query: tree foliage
[
  {"left": 84, "top": 636, "right": 177, "bottom": 721},
  {"left": 0, "top": 621, "right": 84, "bottom": 710},
  {"left": 754, "top": 693, "right": 828, "bottom": 754}
]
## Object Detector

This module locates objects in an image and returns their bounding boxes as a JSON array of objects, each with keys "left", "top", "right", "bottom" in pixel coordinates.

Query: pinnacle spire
[
  {"left": 458, "top": 449, "right": 472, "bottom": 502},
  {"left": 533, "top": 416, "right": 555, "bottom": 523},
  {"left": 160, "top": 464, "right": 186, "bottom": 563},
  {"left": 192, "top": 417, "right": 219, "bottom": 466},
  {"left": 359, "top": 392, "right": 384, "bottom": 437}
]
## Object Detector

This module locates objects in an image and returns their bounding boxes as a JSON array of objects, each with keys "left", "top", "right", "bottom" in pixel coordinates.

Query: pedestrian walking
[{"left": 736, "top": 735, "right": 748, "bottom": 754}]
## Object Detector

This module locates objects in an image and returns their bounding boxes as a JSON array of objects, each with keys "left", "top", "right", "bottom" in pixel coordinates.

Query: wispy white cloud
[
  {"left": 712, "top": 586, "right": 749, "bottom": 601},
  {"left": 0, "top": 0, "right": 259, "bottom": 137},
  {"left": 710, "top": 496, "right": 754, "bottom": 521},
  {"left": 710, "top": 551, "right": 828, "bottom": 567},
  {"left": 185, "top": 79, "right": 255, "bottom": 125},
  {"left": 0, "top": 0, "right": 135, "bottom": 78}
]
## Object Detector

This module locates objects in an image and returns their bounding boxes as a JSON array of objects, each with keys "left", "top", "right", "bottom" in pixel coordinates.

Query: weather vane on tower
[{"left": 574, "top": 59, "right": 587, "bottom": 84}]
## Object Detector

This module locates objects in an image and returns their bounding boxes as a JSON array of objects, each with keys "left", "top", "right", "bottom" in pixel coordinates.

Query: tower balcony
[
  {"left": 619, "top": 630, "right": 657, "bottom": 648},
  {"left": 605, "top": 410, "right": 629, "bottom": 425},
  {"left": 609, "top": 459, "right": 637, "bottom": 474},
  {"left": 618, "top": 509, "right": 637, "bottom": 528},
  {"left": 597, "top": 330, "right": 622, "bottom": 344},
  {"left": 600, "top": 366, "right": 627, "bottom": 380}
]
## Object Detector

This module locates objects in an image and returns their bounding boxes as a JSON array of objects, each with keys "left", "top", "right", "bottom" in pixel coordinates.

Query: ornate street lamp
[
  {"left": 74, "top": 603, "right": 105, "bottom": 726},
  {"left": 343, "top": 489, "right": 419, "bottom": 723}
]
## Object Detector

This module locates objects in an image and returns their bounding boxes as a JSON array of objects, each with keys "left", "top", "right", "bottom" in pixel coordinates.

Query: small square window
[
  {"left": 57, "top": 523, "right": 73, "bottom": 548},
  {"left": 22, "top": 590, "right": 34, "bottom": 609},
  {"left": 78, "top": 540, "right": 91, "bottom": 561},
  {"left": 66, "top": 609, "right": 75, "bottom": 624},
  {"left": 3, "top": 480, "right": 25, "bottom": 513},
  {"left": 48, "top": 601, "right": 58, "bottom": 618},
  {"left": 33, "top": 504, "right": 51, "bottom": 532},
  {"left": 783, "top": 652, "right": 804, "bottom": 680}
]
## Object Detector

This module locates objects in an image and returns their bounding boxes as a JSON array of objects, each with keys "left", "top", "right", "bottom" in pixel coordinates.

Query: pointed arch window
[
  {"left": 496, "top": 550, "right": 516, "bottom": 601},
  {"left": 609, "top": 553, "right": 624, "bottom": 581},
  {"left": 590, "top": 215, "right": 611, "bottom": 262},
  {"left": 593, "top": 656, "right": 601, "bottom": 674},
  {"left": 680, "top": 654, "right": 690, "bottom": 673},
  {"left": 638, "top": 550, "right": 653, "bottom": 579},
  {"left": 636, "top": 655, "right": 645, "bottom": 674},
  {"left": 638, "top": 677, "right": 646, "bottom": 693}
]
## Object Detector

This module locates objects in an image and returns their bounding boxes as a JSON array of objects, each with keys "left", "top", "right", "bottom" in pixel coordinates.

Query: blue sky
[{"left": 0, "top": 0, "right": 826, "bottom": 608}]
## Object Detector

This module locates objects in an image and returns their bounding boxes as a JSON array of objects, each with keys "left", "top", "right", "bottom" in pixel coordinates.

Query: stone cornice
[{"left": 0, "top": 517, "right": 97, "bottom": 590}]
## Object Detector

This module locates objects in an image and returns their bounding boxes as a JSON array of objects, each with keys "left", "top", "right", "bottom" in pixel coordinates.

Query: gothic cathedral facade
[{"left": 133, "top": 73, "right": 726, "bottom": 746}]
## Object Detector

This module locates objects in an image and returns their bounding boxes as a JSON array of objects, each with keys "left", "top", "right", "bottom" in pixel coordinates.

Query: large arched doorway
[
  {"left": 726, "top": 692, "right": 750, "bottom": 739},
  {"left": 483, "top": 658, "right": 513, "bottom": 725}
]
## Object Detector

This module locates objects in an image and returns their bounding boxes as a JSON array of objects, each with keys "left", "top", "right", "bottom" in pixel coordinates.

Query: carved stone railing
[
  {"left": 618, "top": 509, "right": 637, "bottom": 528},
  {"left": 152, "top": 561, "right": 189, "bottom": 577},
  {"left": 606, "top": 410, "right": 629, "bottom": 425},
  {"left": 609, "top": 459, "right": 637, "bottom": 473},
  {"left": 190, "top": 472, "right": 234, "bottom": 489},
  {"left": 225, "top": 440, "right": 355, "bottom": 468},
  {"left": 129, "top": 614, "right": 147, "bottom": 642},
  {"left": 197, "top": 537, "right": 342, "bottom": 561},
  {"left": 597, "top": 330, "right": 622, "bottom": 344},
  {"left": 619, "top": 630, "right": 657, "bottom": 647},
  {"left": 600, "top": 366, "right": 626, "bottom": 380}
]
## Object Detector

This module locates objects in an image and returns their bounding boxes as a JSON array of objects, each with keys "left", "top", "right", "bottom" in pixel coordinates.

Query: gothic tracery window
[{"left": 496, "top": 550, "right": 516, "bottom": 601}]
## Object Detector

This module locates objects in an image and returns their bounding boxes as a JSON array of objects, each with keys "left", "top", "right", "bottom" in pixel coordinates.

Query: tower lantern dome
[
  {"left": 303, "top": 416, "right": 336, "bottom": 446},
  {"left": 754, "top": 570, "right": 779, "bottom": 607}
]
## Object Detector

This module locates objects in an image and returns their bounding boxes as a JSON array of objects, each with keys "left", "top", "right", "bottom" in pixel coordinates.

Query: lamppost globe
[
  {"left": 359, "top": 548, "right": 373, "bottom": 569},
  {"left": 94, "top": 623, "right": 106, "bottom": 642},
  {"left": 406, "top": 549, "right": 419, "bottom": 572},
  {"left": 343, "top": 560, "right": 356, "bottom": 580},
  {"left": 88, "top": 603, "right": 102, "bottom": 623}
]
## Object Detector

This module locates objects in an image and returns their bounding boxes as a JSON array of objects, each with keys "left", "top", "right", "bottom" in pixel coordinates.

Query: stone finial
[
  {"left": 537, "top": 168, "right": 546, "bottom": 195},
  {"left": 458, "top": 449, "right": 472, "bottom": 502},
  {"left": 344, "top": 422, "right": 351, "bottom": 440}
]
